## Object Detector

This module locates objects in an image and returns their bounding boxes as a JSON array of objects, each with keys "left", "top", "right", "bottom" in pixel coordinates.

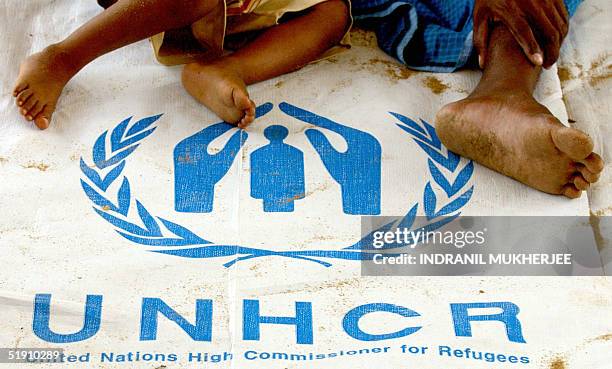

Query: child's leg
[
  {"left": 13, "top": 0, "right": 219, "bottom": 129},
  {"left": 181, "top": 0, "right": 349, "bottom": 127},
  {"left": 435, "top": 24, "right": 604, "bottom": 198}
]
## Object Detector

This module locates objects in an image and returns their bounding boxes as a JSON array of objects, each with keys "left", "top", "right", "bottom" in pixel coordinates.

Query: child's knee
[
  {"left": 315, "top": 0, "right": 349, "bottom": 21},
  {"left": 314, "top": 0, "right": 350, "bottom": 33},
  {"left": 194, "top": 0, "right": 222, "bottom": 16},
  {"left": 172, "top": 0, "right": 221, "bottom": 18}
]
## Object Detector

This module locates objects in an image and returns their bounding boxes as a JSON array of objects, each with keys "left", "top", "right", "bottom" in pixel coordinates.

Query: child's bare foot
[
  {"left": 13, "top": 44, "right": 77, "bottom": 129},
  {"left": 182, "top": 62, "right": 256, "bottom": 128},
  {"left": 436, "top": 93, "right": 604, "bottom": 198}
]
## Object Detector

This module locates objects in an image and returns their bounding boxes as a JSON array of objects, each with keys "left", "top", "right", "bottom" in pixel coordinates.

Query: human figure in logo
[
  {"left": 280, "top": 103, "right": 381, "bottom": 215},
  {"left": 174, "top": 122, "right": 247, "bottom": 213},
  {"left": 251, "top": 125, "right": 305, "bottom": 212}
]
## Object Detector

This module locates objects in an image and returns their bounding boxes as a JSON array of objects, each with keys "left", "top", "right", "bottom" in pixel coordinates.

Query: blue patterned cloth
[{"left": 352, "top": 0, "right": 583, "bottom": 72}]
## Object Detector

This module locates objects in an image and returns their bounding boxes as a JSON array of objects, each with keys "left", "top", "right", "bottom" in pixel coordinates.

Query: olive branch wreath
[{"left": 80, "top": 105, "right": 474, "bottom": 267}]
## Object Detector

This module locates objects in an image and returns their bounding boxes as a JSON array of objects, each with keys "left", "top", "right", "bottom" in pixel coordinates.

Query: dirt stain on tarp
[
  {"left": 589, "top": 63, "right": 612, "bottom": 87},
  {"left": 592, "top": 206, "right": 612, "bottom": 217},
  {"left": 367, "top": 58, "right": 416, "bottom": 82},
  {"left": 546, "top": 334, "right": 612, "bottom": 369},
  {"left": 315, "top": 29, "right": 417, "bottom": 83},
  {"left": 558, "top": 66, "right": 572, "bottom": 82},
  {"left": 590, "top": 211, "right": 609, "bottom": 252},
  {"left": 330, "top": 78, "right": 352, "bottom": 94},
  {"left": 177, "top": 154, "right": 192, "bottom": 163},
  {"left": 549, "top": 357, "right": 567, "bottom": 369},
  {"left": 350, "top": 28, "right": 379, "bottom": 48},
  {"left": 423, "top": 76, "right": 449, "bottom": 94},
  {"left": 594, "top": 334, "right": 612, "bottom": 341},
  {"left": 558, "top": 53, "right": 612, "bottom": 87},
  {"left": 282, "top": 182, "right": 330, "bottom": 203},
  {"left": 283, "top": 193, "right": 306, "bottom": 203},
  {"left": 367, "top": 58, "right": 415, "bottom": 81},
  {"left": 22, "top": 162, "right": 49, "bottom": 171}
]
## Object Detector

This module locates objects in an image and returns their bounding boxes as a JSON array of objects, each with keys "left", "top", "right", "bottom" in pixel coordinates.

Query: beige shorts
[{"left": 151, "top": 0, "right": 352, "bottom": 66}]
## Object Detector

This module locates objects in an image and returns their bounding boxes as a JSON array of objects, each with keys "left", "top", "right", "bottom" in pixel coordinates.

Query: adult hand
[{"left": 474, "top": 0, "right": 569, "bottom": 69}]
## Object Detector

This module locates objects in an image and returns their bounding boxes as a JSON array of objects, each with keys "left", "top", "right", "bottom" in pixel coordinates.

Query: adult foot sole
[{"left": 435, "top": 93, "right": 604, "bottom": 198}]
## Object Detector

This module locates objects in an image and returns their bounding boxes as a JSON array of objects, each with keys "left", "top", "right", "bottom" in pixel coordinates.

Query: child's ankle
[
  {"left": 217, "top": 57, "right": 246, "bottom": 82},
  {"left": 42, "top": 43, "right": 85, "bottom": 76}
]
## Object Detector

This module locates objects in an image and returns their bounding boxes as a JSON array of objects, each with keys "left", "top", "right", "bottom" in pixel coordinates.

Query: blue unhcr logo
[
  {"left": 174, "top": 103, "right": 381, "bottom": 215},
  {"left": 79, "top": 102, "right": 474, "bottom": 267}
]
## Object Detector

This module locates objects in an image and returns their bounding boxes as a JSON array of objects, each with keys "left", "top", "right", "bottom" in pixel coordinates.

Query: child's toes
[
  {"left": 237, "top": 116, "right": 251, "bottom": 129},
  {"left": 22, "top": 94, "right": 38, "bottom": 112},
  {"left": 244, "top": 105, "right": 255, "bottom": 120},
  {"left": 34, "top": 107, "right": 52, "bottom": 130},
  {"left": 24, "top": 100, "right": 40, "bottom": 120},
  {"left": 245, "top": 99, "right": 256, "bottom": 116},
  {"left": 232, "top": 88, "right": 252, "bottom": 111},
  {"left": 13, "top": 82, "right": 28, "bottom": 97},
  {"left": 29, "top": 103, "right": 46, "bottom": 121},
  {"left": 237, "top": 99, "right": 256, "bottom": 129},
  {"left": 34, "top": 116, "right": 50, "bottom": 130},
  {"left": 16, "top": 89, "right": 33, "bottom": 107}
]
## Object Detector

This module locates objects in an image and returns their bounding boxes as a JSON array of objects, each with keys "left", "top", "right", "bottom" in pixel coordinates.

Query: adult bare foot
[
  {"left": 182, "top": 62, "right": 256, "bottom": 128},
  {"left": 436, "top": 92, "right": 604, "bottom": 198},
  {"left": 13, "top": 44, "right": 77, "bottom": 129}
]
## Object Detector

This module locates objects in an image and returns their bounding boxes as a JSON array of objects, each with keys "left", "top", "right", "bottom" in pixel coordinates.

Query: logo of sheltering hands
[
  {"left": 174, "top": 103, "right": 381, "bottom": 215},
  {"left": 80, "top": 102, "right": 474, "bottom": 267}
]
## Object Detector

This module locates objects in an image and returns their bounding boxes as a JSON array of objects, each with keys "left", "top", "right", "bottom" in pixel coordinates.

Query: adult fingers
[
  {"left": 501, "top": 14, "right": 544, "bottom": 66},
  {"left": 473, "top": 11, "right": 490, "bottom": 68},
  {"left": 554, "top": 0, "right": 570, "bottom": 24},
  {"left": 532, "top": 12, "right": 560, "bottom": 68},
  {"left": 550, "top": 3, "right": 569, "bottom": 39}
]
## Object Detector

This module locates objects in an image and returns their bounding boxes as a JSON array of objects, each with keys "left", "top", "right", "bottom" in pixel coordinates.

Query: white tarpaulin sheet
[
  {"left": 558, "top": 0, "right": 612, "bottom": 274},
  {"left": 0, "top": 1, "right": 610, "bottom": 368}
]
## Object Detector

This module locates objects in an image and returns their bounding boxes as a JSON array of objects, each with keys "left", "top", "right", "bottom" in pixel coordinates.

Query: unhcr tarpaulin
[{"left": 0, "top": 0, "right": 610, "bottom": 368}]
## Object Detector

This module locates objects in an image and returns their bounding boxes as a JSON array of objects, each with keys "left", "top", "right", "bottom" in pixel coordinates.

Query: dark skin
[
  {"left": 436, "top": 1, "right": 604, "bottom": 198},
  {"left": 474, "top": 0, "right": 569, "bottom": 68},
  {"left": 12, "top": 0, "right": 349, "bottom": 128},
  {"left": 12, "top": 0, "right": 602, "bottom": 198}
]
